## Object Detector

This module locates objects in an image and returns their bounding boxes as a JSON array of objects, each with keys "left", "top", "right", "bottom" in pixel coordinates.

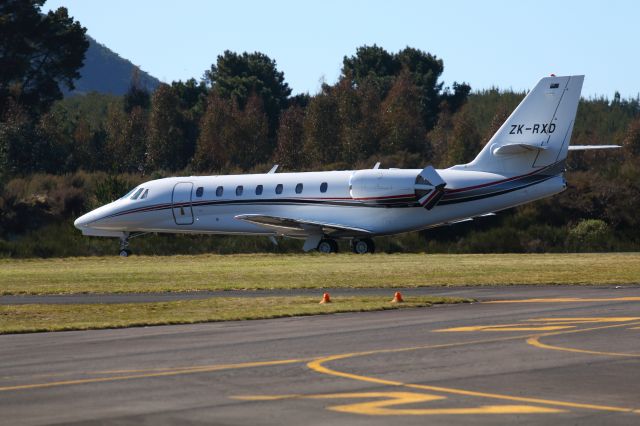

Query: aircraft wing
[{"left": 234, "top": 214, "right": 372, "bottom": 238}]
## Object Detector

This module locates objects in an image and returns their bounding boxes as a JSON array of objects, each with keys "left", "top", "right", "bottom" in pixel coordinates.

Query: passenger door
[{"left": 172, "top": 182, "right": 194, "bottom": 225}]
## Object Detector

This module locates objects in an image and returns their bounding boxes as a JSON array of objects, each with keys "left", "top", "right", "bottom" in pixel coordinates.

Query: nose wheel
[
  {"left": 119, "top": 233, "right": 131, "bottom": 257},
  {"left": 352, "top": 238, "right": 375, "bottom": 254}
]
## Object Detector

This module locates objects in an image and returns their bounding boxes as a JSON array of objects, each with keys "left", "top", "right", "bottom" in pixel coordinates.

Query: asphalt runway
[{"left": 2, "top": 286, "right": 640, "bottom": 425}]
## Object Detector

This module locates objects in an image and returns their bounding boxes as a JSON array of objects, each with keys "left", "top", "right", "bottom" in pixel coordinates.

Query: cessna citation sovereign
[{"left": 75, "top": 75, "right": 618, "bottom": 256}]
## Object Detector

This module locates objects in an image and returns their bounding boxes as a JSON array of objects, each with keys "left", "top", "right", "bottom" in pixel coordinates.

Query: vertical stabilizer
[{"left": 458, "top": 75, "right": 584, "bottom": 174}]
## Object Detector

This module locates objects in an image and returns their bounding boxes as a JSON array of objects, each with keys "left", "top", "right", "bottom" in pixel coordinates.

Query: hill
[{"left": 67, "top": 35, "right": 161, "bottom": 96}]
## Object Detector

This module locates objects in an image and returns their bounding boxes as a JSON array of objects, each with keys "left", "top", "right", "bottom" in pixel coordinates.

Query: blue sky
[{"left": 44, "top": 0, "right": 639, "bottom": 98}]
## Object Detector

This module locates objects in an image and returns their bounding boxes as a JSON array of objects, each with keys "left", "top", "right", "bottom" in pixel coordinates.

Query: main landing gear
[
  {"left": 315, "top": 238, "right": 376, "bottom": 254},
  {"left": 351, "top": 238, "right": 375, "bottom": 254},
  {"left": 317, "top": 238, "right": 339, "bottom": 254}
]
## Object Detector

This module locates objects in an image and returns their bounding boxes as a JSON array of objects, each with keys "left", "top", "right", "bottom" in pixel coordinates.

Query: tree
[
  {"left": 0, "top": 0, "right": 88, "bottom": 116},
  {"left": 123, "top": 68, "right": 151, "bottom": 113},
  {"left": 227, "top": 94, "right": 270, "bottom": 170},
  {"left": 341, "top": 45, "right": 470, "bottom": 132},
  {"left": 204, "top": 51, "right": 291, "bottom": 136},
  {"left": 193, "top": 93, "right": 233, "bottom": 172},
  {"left": 341, "top": 44, "right": 398, "bottom": 89},
  {"left": 379, "top": 70, "right": 426, "bottom": 154},
  {"left": 147, "top": 84, "right": 188, "bottom": 171},
  {"left": 448, "top": 106, "right": 481, "bottom": 165},
  {"left": 623, "top": 116, "right": 640, "bottom": 157},
  {"left": 303, "top": 91, "right": 340, "bottom": 165},
  {"left": 104, "top": 103, "right": 147, "bottom": 173},
  {"left": 275, "top": 106, "right": 305, "bottom": 170},
  {"left": 0, "top": 101, "right": 37, "bottom": 178}
]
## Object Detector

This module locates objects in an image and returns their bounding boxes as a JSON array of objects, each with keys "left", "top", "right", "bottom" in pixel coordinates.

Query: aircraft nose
[{"left": 74, "top": 213, "right": 90, "bottom": 230}]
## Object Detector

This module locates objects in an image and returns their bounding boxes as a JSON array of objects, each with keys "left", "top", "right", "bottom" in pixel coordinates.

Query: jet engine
[{"left": 349, "top": 166, "right": 446, "bottom": 209}]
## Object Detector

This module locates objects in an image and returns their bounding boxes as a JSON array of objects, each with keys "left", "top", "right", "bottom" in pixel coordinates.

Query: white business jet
[{"left": 75, "top": 75, "right": 618, "bottom": 256}]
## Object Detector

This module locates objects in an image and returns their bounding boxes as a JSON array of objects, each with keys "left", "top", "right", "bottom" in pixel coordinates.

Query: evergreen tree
[
  {"left": 204, "top": 51, "right": 291, "bottom": 136},
  {"left": 0, "top": 0, "right": 88, "bottom": 116}
]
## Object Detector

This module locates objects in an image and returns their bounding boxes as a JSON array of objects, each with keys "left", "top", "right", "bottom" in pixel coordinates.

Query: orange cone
[
  {"left": 391, "top": 291, "right": 404, "bottom": 303},
  {"left": 319, "top": 292, "right": 332, "bottom": 304}
]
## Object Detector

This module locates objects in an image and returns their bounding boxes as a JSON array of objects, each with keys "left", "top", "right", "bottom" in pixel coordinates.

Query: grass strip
[
  {"left": 1, "top": 253, "right": 639, "bottom": 296},
  {"left": 0, "top": 296, "right": 469, "bottom": 334}
]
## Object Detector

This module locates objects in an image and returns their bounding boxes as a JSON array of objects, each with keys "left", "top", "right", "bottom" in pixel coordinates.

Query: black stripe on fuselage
[{"left": 93, "top": 164, "right": 564, "bottom": 222}]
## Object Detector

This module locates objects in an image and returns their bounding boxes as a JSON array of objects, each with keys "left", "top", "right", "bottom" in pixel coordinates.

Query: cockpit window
[
  {"left": 140, "top": 189, "right": 149, "bottom": 199},
  {"left": 120, "top": 188, "right": 137, "bottom": 200},
  {"left": 130, "top": 188, "right": 145, "bottom": 200}
]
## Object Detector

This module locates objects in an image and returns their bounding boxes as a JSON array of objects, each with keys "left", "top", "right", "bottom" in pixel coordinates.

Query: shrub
[{"left": 566, "top": 219, "right": 612, "bottom": 252}]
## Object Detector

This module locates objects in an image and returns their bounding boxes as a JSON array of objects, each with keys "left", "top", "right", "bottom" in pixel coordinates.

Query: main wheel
[
  {"left": 119, "top": 249, "right": 131, "bottom": 257},
  {"left": 317, "top": 239, "right": 338, "bottom": 253},
  {"left": 352, "top": 238, "right": 375, "bottom": 254}
]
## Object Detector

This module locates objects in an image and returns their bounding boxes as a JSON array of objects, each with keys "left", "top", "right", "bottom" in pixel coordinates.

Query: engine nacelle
[
  {"left": 349, "top": 170, "right": 415, "bottom": 202},
  {"left": 349, "top": 167, "right": 447, "bottom": 209}
]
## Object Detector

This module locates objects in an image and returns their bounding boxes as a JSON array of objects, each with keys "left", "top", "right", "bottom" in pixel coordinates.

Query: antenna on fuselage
[
  {"left": 372, "top": 162, "right": 381, "bottom": 169},
  {"left": 268, "top": 164, "right": 279, "bottom": 174}
]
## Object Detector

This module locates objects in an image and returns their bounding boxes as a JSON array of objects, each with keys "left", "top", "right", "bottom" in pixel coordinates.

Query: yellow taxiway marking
[
  {"left": 527, "top": 317, "right": 640, "bottom": 323},
  {"left": 434, "top": 325, "right": 574, "bottom": 332},
  {"left": 527, "top": 335, "right": 640, "bottom": 357},
  {"left": 303, "top": 321, "right": 640, "bottom": 414},
  {"left": 434, "top": 317, "right": 640, "bottom": 333},
  {"left": 484, "top": 297, "right": 640, "bottom": 304},
  {"left": 0, "top": 359, "right": 304, "bottom": 392},
  {"left": 234, "top": 392, "right": 565, "bottom": 415}
]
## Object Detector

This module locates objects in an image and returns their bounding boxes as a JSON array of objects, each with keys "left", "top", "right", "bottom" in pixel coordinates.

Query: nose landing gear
[{"left": 119, "top": 233, "right": 131, "bottom": 257}]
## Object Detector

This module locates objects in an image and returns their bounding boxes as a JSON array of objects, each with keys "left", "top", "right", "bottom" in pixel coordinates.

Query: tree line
[{"left": 1, "top": 0, "right": 640, "bottom": 256}]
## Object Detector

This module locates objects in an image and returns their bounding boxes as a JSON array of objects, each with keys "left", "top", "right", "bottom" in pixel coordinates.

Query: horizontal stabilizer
[
  {"left": 568, "top": 145, "right": 621, "bottom": 151},
  {"left": 492, "top": 143, "right": 547, "bottom": 156},
  {"left": 235, "top": 214, "right": 372, "bottom": 238}
]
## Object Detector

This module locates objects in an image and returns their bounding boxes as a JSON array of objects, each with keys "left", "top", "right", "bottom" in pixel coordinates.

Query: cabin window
[
  {"left": 195, "top": 186, "right": 204, "bottom": 197},
  {"left": 216, "top": 186, "right": 224, "bottom": 197},
  {"left": 276, "top": 184, "right": 283, "bottom": 194},
  {"left": 140, "top": 189, "right": 149, "bottom": 199},
  {"left": 295, "top": 183, "right": 303, "bottom": 194},
  {"left": 255, "top": 185, "right": 263, "bottom": 195},
  {"left": 130, "top": 188, "right": 144, "bottom": 200},
  {"left": 236, "top": 185, "right": 243, "bottom": 196},
  {"left": 320, "top": 182, "right": 328, "bottom": 193}
]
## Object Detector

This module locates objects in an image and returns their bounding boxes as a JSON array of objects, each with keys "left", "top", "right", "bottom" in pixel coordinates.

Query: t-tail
[{"left": 455, "top": 75, "right": 585, "bottom": 175}]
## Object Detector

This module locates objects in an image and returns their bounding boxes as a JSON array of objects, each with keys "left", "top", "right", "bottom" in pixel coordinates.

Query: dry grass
[
  {"left": 1, "top": 253, "right": 638, "bottom": 296},
  {"left": 0, "top": 296, "right": 469, "bottom": 334}
]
